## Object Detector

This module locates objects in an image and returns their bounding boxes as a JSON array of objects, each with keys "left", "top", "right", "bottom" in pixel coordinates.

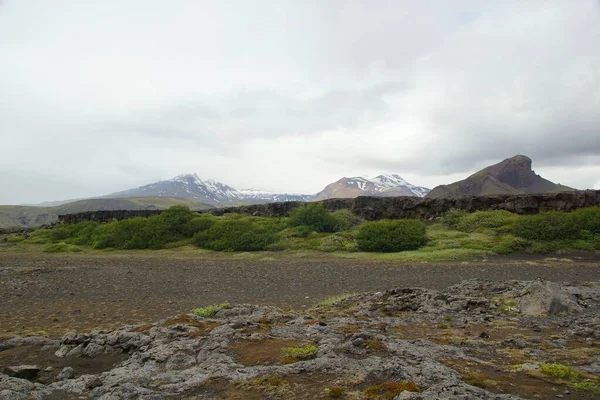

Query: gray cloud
[{"left": 0, "top": 0, "right": 599, "bottom": 203}]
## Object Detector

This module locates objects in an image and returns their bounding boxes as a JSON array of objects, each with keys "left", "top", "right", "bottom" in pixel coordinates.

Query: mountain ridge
[
  {"left": 109, "top": 173, "right": 313, "bottom": 205},
  {"left": 313, "top": 173, "right": 430, "bottom": 201},
  {"left": 427, "top": 155, "right": 574, "bottom": 198}
]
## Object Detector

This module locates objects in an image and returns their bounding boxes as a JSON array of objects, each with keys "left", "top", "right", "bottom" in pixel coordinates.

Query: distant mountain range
[
  {"left": 109, "top": 173, "right": 313, "bottom": 205},
  {"left": 0, "top": 155, "right": 580, "bottom": 228},
  {"left": 313, "top": 174, "right": 430, "bottom": 201},
  {"left": 426, "top": 155, "right": 574, "bottom": 198}
]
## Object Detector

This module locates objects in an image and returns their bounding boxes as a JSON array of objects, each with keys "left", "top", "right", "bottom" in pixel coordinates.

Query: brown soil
[
  {"left": 229, "top": 338, "right": 311, "bottom": 366},
  {"left": 0, "top": 252, "right": 599, "bottom": 339}
]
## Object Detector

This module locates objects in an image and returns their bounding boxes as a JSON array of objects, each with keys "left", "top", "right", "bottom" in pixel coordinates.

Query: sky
[{"left": 1, "top": 0, "right": 599, "bottom": 204}]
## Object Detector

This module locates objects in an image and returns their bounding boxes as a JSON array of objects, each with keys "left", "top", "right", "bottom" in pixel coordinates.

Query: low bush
[
  {"left": 357, "top": 220, "right": 427, "bottom": 252},
  {"left": 288, "top": 203, "right": 340, "bottom": 233},
  {"left": 513, "top": 211, "right": 581, "bottom": 241},
  {"left": 441, "top": 209, "right": 468, "bottom": 229},
  {"left": 567, "top": 207, "right": 600, "bottom": 235},
  {"left": 193, "top": 218, "right": 284, "bottom": 251},
  {"left": 89, "top": 206, "right": 201, "bottom": 250},
  {"left": 455, "top": 210, "right": 518, "bottom": 232},
  {"left": 50, "top": 221, "right": 100, "bottom": 245},
  {"left": 181, "top": 215, "right": 215, "bottom": 237},
  {"left": 330, "top": 209, "right": 363, "bottom": 231}
]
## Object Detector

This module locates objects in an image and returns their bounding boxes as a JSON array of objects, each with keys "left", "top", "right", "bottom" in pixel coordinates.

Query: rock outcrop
[
  {"left": 1, "top": 279, "right": 599, "bottom": 399},
  {"left": 427, "top": 155, "right": 575, "bottom": 198}
]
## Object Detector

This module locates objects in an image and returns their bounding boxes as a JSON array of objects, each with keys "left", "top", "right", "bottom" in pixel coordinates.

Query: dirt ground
[{"left": 1, "top": 252, "right": 599, "bottom": 339}]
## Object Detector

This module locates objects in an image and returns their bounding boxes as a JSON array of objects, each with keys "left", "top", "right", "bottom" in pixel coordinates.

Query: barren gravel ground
[{"left": 1, "top": 252, "right": 599, "bottom": 339}]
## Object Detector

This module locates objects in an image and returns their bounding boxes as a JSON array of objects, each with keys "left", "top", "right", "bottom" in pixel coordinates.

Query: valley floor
[{"left": 0, "top": 250, "right": 599, "bottom": 340}]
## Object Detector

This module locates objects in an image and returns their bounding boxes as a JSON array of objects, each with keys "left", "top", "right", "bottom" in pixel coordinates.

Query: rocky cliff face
[
  {"left": 427, "top": 155, "right": 574, "bottom": 198},
  {"left": 59, "top": 190, "right": 600, "bottom": 224}
]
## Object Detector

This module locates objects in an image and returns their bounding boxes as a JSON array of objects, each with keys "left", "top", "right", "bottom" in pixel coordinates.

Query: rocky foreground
[{"left": 1, "top": 279, "right": 599, "bottom": 399}]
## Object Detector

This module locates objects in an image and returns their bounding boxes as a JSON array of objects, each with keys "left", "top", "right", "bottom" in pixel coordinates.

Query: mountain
[
  {"left": 0, "top": 197, "right": 214, "bottom": 229},
  {"left": 312, "top": 174, "right": 430, "bottom": 201},
  {"left": 109, "top": 174, "right": 312, "bottom": 205},
  {"left": 426, "top": 155, "right": 575, "bottom": 198}
]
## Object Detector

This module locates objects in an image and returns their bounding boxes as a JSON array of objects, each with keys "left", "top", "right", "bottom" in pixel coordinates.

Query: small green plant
[
  {"left": 326, "top": 386, "right": 344, "bottom": 398},
  {"left": 357, "top": 219, "right": 427, "bottom": 252},
  {"left": 280, "top": 344, "right": 318, "bottom": 363},
  {"left": 42, "top": 242, "right": 83, "bottom": 253},
  {"left": 497, "top": 298, "right": 519, "bottom": 313},
  {"left": 540, "top": 362, "right": 581, "bottom": 380},
  {"left": 191, "top": 302, "right": 231, "bottom": 318}
]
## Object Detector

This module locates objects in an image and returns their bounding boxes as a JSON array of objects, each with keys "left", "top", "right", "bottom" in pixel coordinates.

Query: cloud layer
[{"left": 1, "top": 0, "right": 599, "bottom": 203}]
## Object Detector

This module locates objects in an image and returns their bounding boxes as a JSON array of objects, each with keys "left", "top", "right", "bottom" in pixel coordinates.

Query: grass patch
[
  {"left": 191, "top": 302, "right": 231, "bottom": 318},
  {"left": 572, "top": 381, "right": 600, "bottom": 394},
  {"left": 42, "top": 242, "right": 82, "bottom": 253}
]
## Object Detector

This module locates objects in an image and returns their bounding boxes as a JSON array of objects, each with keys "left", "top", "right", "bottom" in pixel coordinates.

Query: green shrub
[
  {"left": 330, "top": 209, "right": 363, "bottom": 231},
  {"left": 193, "top": 218, "right": 282, "bottom": 251},
  {"left": 90, "top": 206, "right": 200, "bottom": 250},
  {"left": 50, "top": 221, "right": 100, "bottom": 244},
  {"left": 513, "top": 211, "right": 580, "bottom": 241},
  {"left": 568, "top": 207, "right": 600, "bottom": 235},
  {"left": 181, "top": 215, "right": 215, "bottom": 237},
  {"left": 454, "top": 210, "right": 518, "bottom": 232},
  {"left": 158, "top": 206, "right": 197, "bottom": 235},
  {"left": 442, "top": 209, "right": 468, "bottom": 229},
  {"left": 289, "top": 203, "right": 339, "bottom": 233},
  {"left": 357, "top": 220, "right": 427, "bottom": 252},
  {"left": 43, "top": 242, "right": 83, "bottom": 253}
]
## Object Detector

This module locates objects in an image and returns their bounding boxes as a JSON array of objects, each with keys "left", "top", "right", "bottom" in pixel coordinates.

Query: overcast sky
[{"left": 1, "top": 0, "right": 599, "bottom": 204}]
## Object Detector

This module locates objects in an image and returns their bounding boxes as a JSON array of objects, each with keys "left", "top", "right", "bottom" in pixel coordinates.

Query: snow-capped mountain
[
  {"left": 312, "top": 173, "right": 430, "bottom": 201},
  {"left": 238, "top": 189, "right": 313, "bottom": 202},
  {"left": 110, "top": 174, "right": 312, "bottom": 205}
]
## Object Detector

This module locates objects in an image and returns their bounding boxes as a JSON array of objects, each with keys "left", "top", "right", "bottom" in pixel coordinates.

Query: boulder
[
  {"left": 517, "top": 280, "right": 583, "bottom": 316},
  {"left": 3, "top": 365, "right": 41, "bottom": 380}
]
